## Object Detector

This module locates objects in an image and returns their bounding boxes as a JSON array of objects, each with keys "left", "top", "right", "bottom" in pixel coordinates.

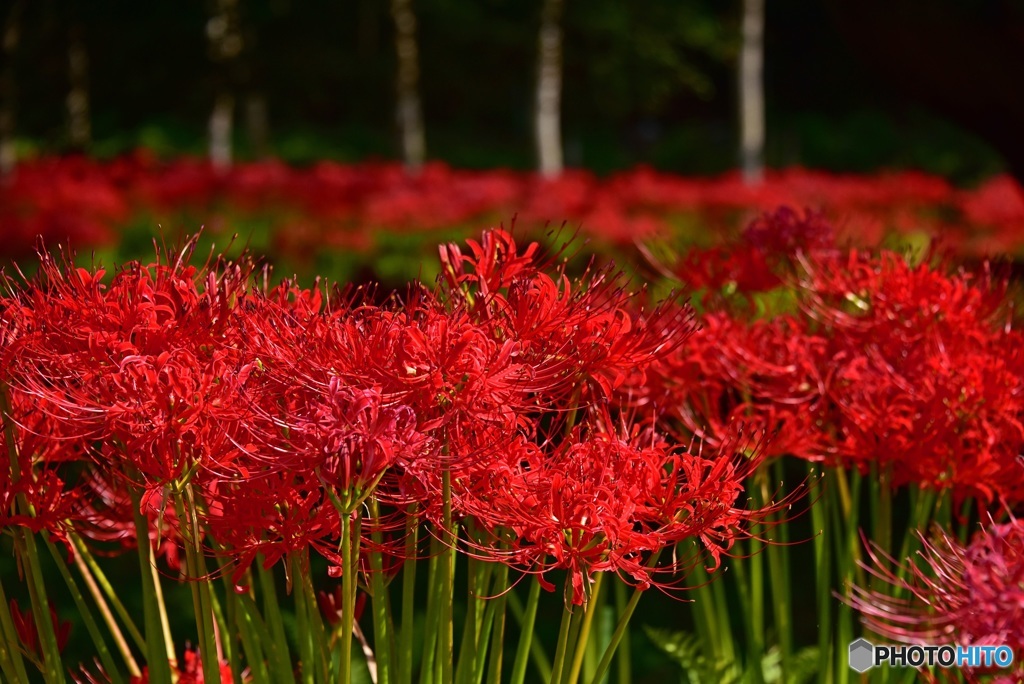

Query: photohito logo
[{"left": 848, "top": 638, "right": 1015, "bottom": 673}]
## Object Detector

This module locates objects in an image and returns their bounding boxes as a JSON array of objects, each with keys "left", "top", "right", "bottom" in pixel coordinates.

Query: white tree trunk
[
  {"left": 535, "top": 0, "right": 564, "bottom": 177},
  {"left": 391, "top": 0, "right": 425, "bottom": 173},
  {"left": 206, "top": 0, "right": 242, "bottom": 170},
  {"left": 209, "top": 93, "right": 234, "bottom": 170},
  {"left": 739, "top": 0, "right": 765, "bottom": 184},
  {"left": 67, "top": 28, "right": 90, "bottom": 150},
  {"left": 0, "top": 1, "right": 23, "bottom": 178}
]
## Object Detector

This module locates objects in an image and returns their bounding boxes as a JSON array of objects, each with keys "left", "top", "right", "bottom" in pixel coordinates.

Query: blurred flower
[
  {"left": 9, "top": 599, "right": 72, "bottom": 657},
  {"left": 849, "top": 517, "right": 1024, "bottom": 680}
]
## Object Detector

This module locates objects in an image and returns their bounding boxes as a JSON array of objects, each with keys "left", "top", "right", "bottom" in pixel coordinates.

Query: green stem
[
  {"left": 296, "top": 550, "right": 329, "bottom": 684},
  {"left": 810, "top": 466, "right": 831, "bottom": 684},
  {"left": 687, "top": 561, "right": 719, "bottom": 660},
  {"left": 256, "top": 560, "right": 294, "bottom": 681},
  {"left": 17, "top": 529, "right": 65, "bottom": 683},
  {"left": 587, "top": 550, "right": 663, "bottom": 684},
  {"left": 70, "top": 532, "right": 146, "bottom": 654},
  {"left": 456, "top": 552, "right": 495, "bottom": 684},
  {"left": 482, "top": 563, "right": 510, "bottom": 684},
  {"left": 150, "top": 552, "right": 177, "bottom": 674},
  {"left": 1, "top": 384, "right": 63, "bottom": 684},
  {"left": 763, "top": 463, "right": 792, "bottom": 677},
  {"left": 419, "top": 538, "right": 442, "bottom": 684},
  {"left": 45, "top": 538, "right": 123, "bottom": 684},
  {"left": 731, "top": 538, "right": 764, "bottom": 684},
  {"left": 548, "top": 584, "right": 577, "bottom": 684},
  {"left": 292, "top": 553, "right": 316, "bottom": 684},
  {"left": 130, "top": 487, "right": 173, "bottom": 684},
  {"left": 399, "top": 507, "right": 419, "bottom": 684},
  {"left": 0, "top": 572, "right": 32, "bottom": 684},
  {"left": 440, "top": 470, "right": 455, "bottom": 684},
  {"left": 220, "top": 565, "right": 271, "bottom": 684},
  {"left": 566, "top": 572, "right": 605, "bottom": 684},
  {"left": 221, "top": 583, "right": 244, "bottom": 684},
  {"left": 892, "top": 486, "right": 938, "bottom": 593},
  {"left": 368, "top": 499, "right": 393, "bottom": 684},
  {"left": 831, "top": 468, "right": 861, "bottom": 684},
  {"left": 508, "top": 578, "right": 548, "bottom": 684},
  {"left": 957, "top": 496, "right": 974, "bottom": 544},
  {"left": 173, "top": 486, "right": 221, "bottom": 684},
  {"left": 587, "top": 581, "right": 642, "bottom": 684},
  {"left": 869, "top": 463, "right": 893, "bottom": 596},
  {"left": 340, "top": 511, "right": 356, "bottom": 684},
  {"left": 687, "top": 546, "right": 734, "bottom": 663},
  {"left": 612, "top": 580, "right": 630, "bottom": 684}
]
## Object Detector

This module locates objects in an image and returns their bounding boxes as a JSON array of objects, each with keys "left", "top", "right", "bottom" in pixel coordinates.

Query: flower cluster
[
  {"left": 0, "top": 228, "right": 782, "bottom": 606},
  {"left": 637, "top": 214, "right": 1024, "bottom": 505},
  {"left": 4, "top": 208, "right": 1023, "bottom": 682}
]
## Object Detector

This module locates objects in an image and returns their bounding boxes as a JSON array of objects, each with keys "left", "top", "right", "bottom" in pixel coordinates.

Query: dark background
[{"left": 4, "top": 0, "right": 1020, "bottom": 183}]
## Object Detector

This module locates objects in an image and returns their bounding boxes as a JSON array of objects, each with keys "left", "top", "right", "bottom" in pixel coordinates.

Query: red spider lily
[
  {"left": 302, "top": 383, "right": 425, "bottom": 504},
  {"left": 169, "top": 646, "right": 239, "bottom": 684},
  {"left": 73, "top": 646, "right": 239, "bottom": 684},
  {"left": 438, "top": 228, "right": 542, "bottom": 298},
  {"left": 9, "top": 599, "right": 72, "bottom": 657},
  {"left": 202, "top": 466, "right": 343, "bottom": 588},
  {"left": 455, "top": 414, "right": 789, "bottom": 604},
  {"left": 848, "top": 517, "right": 1024, "bottom": 681},
  {"left": 441, "top": 229, "right": 695, "bottom": 410},
  {"left": 672, "top": 244, "right": 782, "bottom": 294},
  {"left": 799, "top": 250, "right": 1024, "bottom": 502},
  {"left": 643, "top": 207, "right": 834, "bottom": 298},
  {"left": 241, "top": 372, "right": 429, "bottom": 510},
  {"left": 636, "top": 311, "right": 831, "bottom": 462},
  {"left": 0, "top": 464, "right": 79, "bottom": 550},
  {"left": 0, "top": 383, "right": 83, "bottom": 550},
  {"left": 8, "top": 243, "right": 254, "bottom": 496}
]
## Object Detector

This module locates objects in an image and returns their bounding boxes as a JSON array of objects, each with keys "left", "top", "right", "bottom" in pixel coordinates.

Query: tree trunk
[
  {"left": 391, "top": 0, "right": 425, "bottom": 173},
  {"left": 739, "top": 0, "right": 765, "bottom": 184},
  {"left": 0, "top": 0, "right": 23, "bottom": 178},
  {"left": 67, "top": 25, "right": 91, "bottom": 151},
  {"left": 535, "top": 0, "right": 564, "bottom": 177},
  {"left": 206, "top": 0, "right": 242, "bottom": 170},
  {"left": 209, "top": 93, "right": 234, "bottom": 169}
]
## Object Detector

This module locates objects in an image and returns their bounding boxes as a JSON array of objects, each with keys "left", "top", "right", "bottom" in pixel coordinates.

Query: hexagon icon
[{"left": 849, "top": 638, "right": 875, "bottom": 673}]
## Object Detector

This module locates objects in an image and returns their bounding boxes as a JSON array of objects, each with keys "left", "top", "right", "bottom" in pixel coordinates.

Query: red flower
[
  {"left": 800, "top": 250, "right": 1024, "bottom": 502},
  {"left": 849, "top": 517, "right": 1024, "bottom": 680},
  {"left": 9, "top": 599, "right": 72, "bottom": 657},
  {"left": 9, "top": 243, "right": 253, "bottom": 495},
  {"left": 741, "top": 206, "right": 834, "bottom": 255},
  {"left": 456, "top": 415, "right": 790, "bottom": 604},
  {"left": 74, "top": 644, "right": 240, "bottom": 684},
  {"left": 636, "top": 311, "right": 830, "bottom": 463}
]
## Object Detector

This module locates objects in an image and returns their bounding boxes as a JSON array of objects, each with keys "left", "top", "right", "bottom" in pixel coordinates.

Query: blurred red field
[{"left": 3, "top": 154, "right": 1023, "bottom": 265}]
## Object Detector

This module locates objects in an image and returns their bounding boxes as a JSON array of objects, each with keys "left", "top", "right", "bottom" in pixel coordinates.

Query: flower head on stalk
[
  {"left": 848, "top": 517, "right": 1024, "bottom": 680},
  {"left": 7, "top": 241, "right": 254, "bottom": 497},
  {"left": 635, "top": 311, "right": 830, "bottom": 463},
  {"left": 799, "top": 250, "right": 1024, "bottom": 503},
  {"left": 440, "top": 229, "right": 695, "bottom": 420},
  {"left": 457, "top": 411, "right": 794, "bottom": 604}
]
